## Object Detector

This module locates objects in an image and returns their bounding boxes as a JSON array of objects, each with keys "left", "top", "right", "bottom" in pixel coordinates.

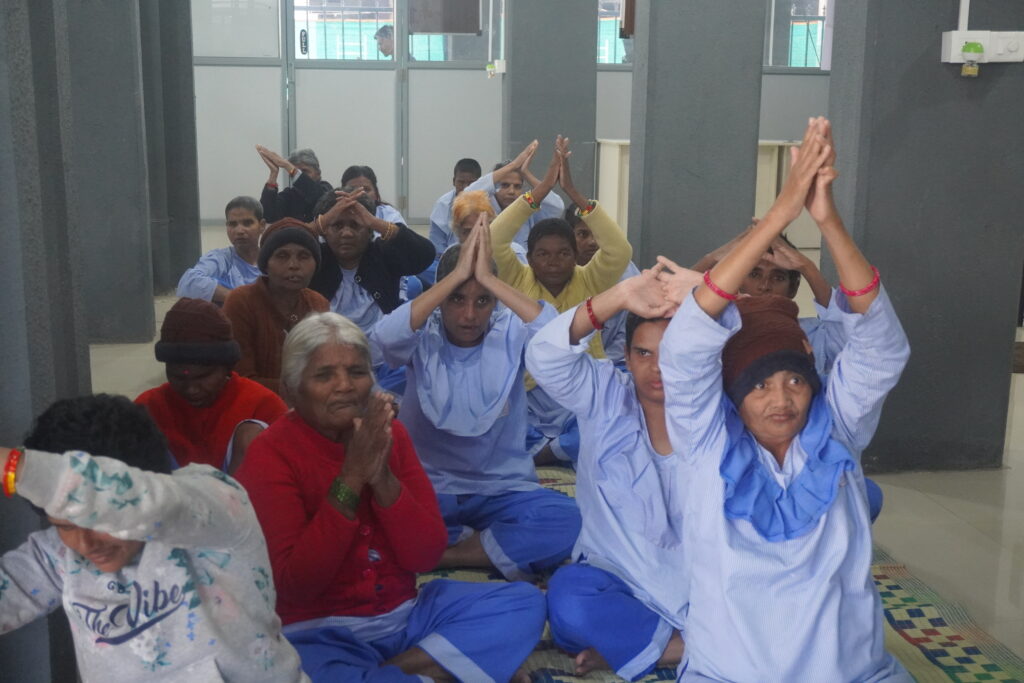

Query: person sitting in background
[
  {"left": 176, "top": 195, "right": 265, "bottom": 304},
  {"left": 0, "top": 394, "right": 308, "bottom": 682},
  {"left": 224, "top": 219, "right": 329, "bottom": 395},
  {"left": 340, "top": 165, "right": 407, "bottom": 225},
  {"left": 490, "top": 137, "right": 632, "bottom": 467},
  {"left": 234, "top": 313, "right": 545, "bottom": 682},
  {"left": 257, "top": 146, "right": 333, "bottom": 223},
  {"left": 466, "top": 140, "right": 565, "bottom": 249},
  {"left": 369, "top": 218, "right": 580, "bottom": 581},
  {"left": 429, "top": 157, "right": 482, "bottom": 254},
  {"left": 657, "top": 117, "right": 911, "bottom": 681},
  {"left": 136, "top": 297, "right": 287, "bottom": 473},
  {"left": 566, "top": 203, "right": 640, "bottom": 368},
  {"left": 309, "top": 187, "right": 435, "bottom": 394},
  {"left": 527, "top": 271, "right": 695, "bottom": 680}
]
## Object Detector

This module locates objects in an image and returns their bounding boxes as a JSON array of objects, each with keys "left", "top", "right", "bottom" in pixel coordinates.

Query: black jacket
[
  {"left": 260, "top": 173, "right": 333, "bottom": 223},
  {"left": 309, "top": 224, "right": 436, "bottom": 315}
]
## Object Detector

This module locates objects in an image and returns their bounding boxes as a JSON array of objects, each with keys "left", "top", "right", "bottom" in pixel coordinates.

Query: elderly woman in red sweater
[{"left": 234, "top": 312, "right": 544, "bottom": 682}]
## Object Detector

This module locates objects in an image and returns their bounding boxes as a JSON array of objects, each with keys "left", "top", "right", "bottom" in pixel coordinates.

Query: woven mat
[{"left": 416, "top": 468, "right": 1024, "bottom": 682}]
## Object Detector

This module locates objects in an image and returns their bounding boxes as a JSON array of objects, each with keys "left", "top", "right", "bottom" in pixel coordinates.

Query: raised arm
[
  {"left": 0, "top": 531, "right": 64, "bottom": 634},
  {"left": 9, "top": 449, "right": 256, "bottom": 548},
  {"left": 473, "top": 214, "right": 543, "bottom": 323},
  {"left": 408, "top": 221, "right": 477, "bottom": 330},
  {"left": 692, "top": 117, "right": 831, "bottom": 319},
  {"left": 766, "top": 237, "right": 832, "bottom": 307}
]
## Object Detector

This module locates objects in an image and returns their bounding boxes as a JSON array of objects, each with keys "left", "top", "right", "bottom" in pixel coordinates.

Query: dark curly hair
[{"left": 23, "top": 394, "right": 172, "bottom": 475}]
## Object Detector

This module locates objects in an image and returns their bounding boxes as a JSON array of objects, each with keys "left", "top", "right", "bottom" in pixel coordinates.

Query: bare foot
[
  {"left": 511, "top": 666, "right": 531, "bottom": 683},
  {"left": 533, "top": 443, "right": 559, "bottom": 467},
  {"left": 656, "top": 631, "right": 685, "bottom": 667},
  {"left": 574, "top": 648, "right": 610, "bottom": 676}
]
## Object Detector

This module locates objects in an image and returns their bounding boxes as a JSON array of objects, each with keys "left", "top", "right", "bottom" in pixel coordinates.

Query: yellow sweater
[{"left": 491, "top": 195, "right": 633, "bottom": 385}]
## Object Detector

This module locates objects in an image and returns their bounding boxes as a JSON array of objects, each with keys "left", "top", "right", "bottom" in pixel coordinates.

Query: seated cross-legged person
[
  {"left": 136, "top": 297, "right": 287, "bottom": 473},
  {"left": 0, "top": 395, "right": 307, "bottom": 682},
  {"left": 489, "top": 137, "right": 632, "bottom": 466},
  {"left": 466, "top": 140, "right": 564, "bottom": 249},
  {"left": 224, "top": 219, "right": 329, "bottom": 395},
  {"left": 309, "top": 187, "right": 435, "bottom": 394},
  {"left": 526, "top": 271, "right": 695, "bottom": 680},
  {"left": 234, "top": 313, "right": 545, "bottom": 682},
  {"left": 656, "top": 117, "right": 912, "bottom": 681},
  {"left": 177, "top": 195, "right": 266, "bottom": 304},
  {"left": 369, "top": 218, "right": 581, "bottom": 581}
]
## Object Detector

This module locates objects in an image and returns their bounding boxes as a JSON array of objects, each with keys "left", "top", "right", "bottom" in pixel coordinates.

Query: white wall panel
[
  {"left": 596, "top": 70, "right": 632, "bottom": 140},
  {"left": 194, "top": 66, "right": 282, "bottom": 220},
  {"left": 191, "top": 0, "right": 280, "bottom": 58},
  {"left": 407, "top": 70, "right": 502, "bottom": 220},
  {"left": 295, "top": 69, "right": 398, "bottom": 211}
]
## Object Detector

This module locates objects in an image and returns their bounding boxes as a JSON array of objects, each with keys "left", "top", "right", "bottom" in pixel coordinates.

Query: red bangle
[
  {"left": 585, "top": 297, "right": 604, "bottom": 330},
  {"left": 3, "top": 447, "right": 24, "bottom": 498},
  {"left": 703, "top": 270, "right": 739, "bottom": 301},
  {"left": 265, "top": 182, "right": 278, "bottom": 189},
  {"left": 839, "top": 266, "right": 880, "bottom": 297}
]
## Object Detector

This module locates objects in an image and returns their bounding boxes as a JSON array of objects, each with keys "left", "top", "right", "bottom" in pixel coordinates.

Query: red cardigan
[
  {"left": 136, "top": 372, "right": 287, "bottom": 469},
  {"left": 234, "top": 411, "right": 447, "bottom": 625}
]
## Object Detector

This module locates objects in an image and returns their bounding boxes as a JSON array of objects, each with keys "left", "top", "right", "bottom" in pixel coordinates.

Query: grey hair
[
  {"left": 287, "top": 148, "right": 320, "bottom": 171},
  {"left": 280, "top": 312, "right": 372, "bottom": 395},
  {"left": 436, "top": 244, "right": 497, "bottom": 281}
]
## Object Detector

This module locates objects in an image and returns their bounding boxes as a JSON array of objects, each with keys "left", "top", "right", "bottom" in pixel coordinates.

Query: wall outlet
[{"left": 942, "top": 30, "right": 1024, "bottom": 63}]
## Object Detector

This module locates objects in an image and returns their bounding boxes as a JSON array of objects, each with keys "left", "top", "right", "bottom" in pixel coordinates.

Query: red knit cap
[
  {"left": 155, "top": 298, "right": 240, "bottom": 366},
  {"left": 722, "top": 294, "right": 820, "bottom": 405}
]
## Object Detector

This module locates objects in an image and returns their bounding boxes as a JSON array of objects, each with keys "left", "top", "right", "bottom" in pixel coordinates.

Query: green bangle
[{"left": 329, "top": 478, "right": 361, "bottom": 510}]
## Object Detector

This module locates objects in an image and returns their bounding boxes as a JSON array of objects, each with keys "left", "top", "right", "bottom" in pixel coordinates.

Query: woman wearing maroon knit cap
[
  {"left": 224, "top": 219, "right": 329, "bottom": 394},
  {"left": 656, "top": 117, "right": 911, "bottom": 681},
  {"left": 136, "top": 297, "right": 287, "bottom": 472}
]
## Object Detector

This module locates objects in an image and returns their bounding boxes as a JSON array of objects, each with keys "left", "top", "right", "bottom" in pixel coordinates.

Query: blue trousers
[
  {"left": 437, "top": 489, "right": 581, "bottom": 581},
  {"left": 287, "top": 579, "right": 545, "bottom": 683},
  {"left": 547, "top": 563, "right": 676, "bottom": 681}
]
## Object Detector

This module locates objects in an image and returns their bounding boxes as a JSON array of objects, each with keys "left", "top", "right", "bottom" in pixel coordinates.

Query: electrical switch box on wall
[{"left": 941, "top": 31, "right": 1024, "bottom": 63}]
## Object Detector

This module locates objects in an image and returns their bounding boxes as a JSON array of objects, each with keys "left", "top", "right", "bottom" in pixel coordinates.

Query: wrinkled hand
[
  {"left": 340, "top": 393, "right": 395, "bottom": 489},
  {"left": 257, "top": 145, "right": 292, "bottom": 171},
  {"left": 655, "top": 256, "right": 705, "bottom": 307}
]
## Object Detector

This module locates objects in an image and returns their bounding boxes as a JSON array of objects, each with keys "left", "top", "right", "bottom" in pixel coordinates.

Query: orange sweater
[{"left": 223, "top": 278, "right": 329, "bottom": 394}]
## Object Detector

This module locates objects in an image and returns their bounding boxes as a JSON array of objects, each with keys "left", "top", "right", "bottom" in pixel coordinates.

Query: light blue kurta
[
  {"left": 659, "top": 287, "right": 912, "bottom": 682},
  {"left": 465, "top": 172, "right": 565, "bottom": 248},
  {"left": 429, "top": 188, "right": 459, "bottom": 254},
  {"left": 525, "top": 307, "right": 688, "bottom": 628},
  {"left": 369, "top": 300, "right": 557, "bottom": 495},
  {"left": 800, "top": 287, "right": 849, "bottom": 376},
  {"left": 601, "top": 261, "right": 642, "bottom": 365},
  {"left": 176, "top": 246, "right": 261, "bottom": 301}
]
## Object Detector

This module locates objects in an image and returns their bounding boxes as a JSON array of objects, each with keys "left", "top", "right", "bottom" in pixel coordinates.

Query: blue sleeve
[
  {"left": 175, "top": 248, "right": 231, "bottom": 301},
  {"left": 367, "top": 301, "right": 421, "bottom": 369},
  {"left": 525, "top": 305, "right": 623, "bottom": 421},
  {"left": 429, "top": 194, "right": 455, "bottom": 255},
  {"left": 536, "top": 189, "right": 565, "bottom": 221},
  {"left": 659, "top": 293, "right": 741, "bottom": 462},
  {"left": 800, "top": 288, "right": 848, "bottom": 376},
  {"left": 465, "top": 171, "right": 495, "bottom": 197},
  {"left": 376, "top": 204, "right": 408, "bottom": 225},
  {"left": 824, "top": 286, "right": 910, "bottom": 453}
]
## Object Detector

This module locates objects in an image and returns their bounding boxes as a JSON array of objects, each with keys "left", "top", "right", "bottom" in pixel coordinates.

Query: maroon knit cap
[
  {"left": 722, "top": 294, "right": 820, "bottom": 405},
  {"left": 154, "top": 298, "right": 240, "bottom": 365}
]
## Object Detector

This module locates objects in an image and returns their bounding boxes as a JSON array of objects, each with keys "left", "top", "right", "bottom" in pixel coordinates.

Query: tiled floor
[{"left": 88, "top": 228, "right": 1024, "bottom": 659}]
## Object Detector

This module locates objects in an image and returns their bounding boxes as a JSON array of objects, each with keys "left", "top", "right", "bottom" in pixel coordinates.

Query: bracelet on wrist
[
  {"left": 703, "top": 270, "right": 739, "bottom": 301},
  {"left": 585, "top": 297, "right": 604, "bottom": 331},
  {"left": 839, "top": 265, "right": 880, "bottom": 297},
  {"left": 576, "top": 200, "right": 597, "bottom": 218},
  {"left": 329, "top": 477, "right": 361, "bottom": 510},
  {"left": 266, "top": 182, "right": 278, "bottom": 189},
  {"left": 3, "top": 447, "right": 25, "bottom": 498},
  {"left": 522, "top": 191, "right": 541, "bottom": 210}
]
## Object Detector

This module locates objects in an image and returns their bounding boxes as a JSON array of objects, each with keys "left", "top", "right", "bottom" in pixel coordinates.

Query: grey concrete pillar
[
  {"left": 156, "top": 2, "right": 202, "bottom": 287},
  {"left": 502, "top": 0, "right": 597, "bottom": 200},
  {"left": 828, "top": 0, "right": 1024, "bottom": 471},
  {"left": 0, "top": 1, "right": 92, "bottom": 680},
  {"left": 67, "top": 0, "right": 154, "bottom": 342},
  {"left": 628, "top": 1, "right": 767, "bottom": 268}
]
